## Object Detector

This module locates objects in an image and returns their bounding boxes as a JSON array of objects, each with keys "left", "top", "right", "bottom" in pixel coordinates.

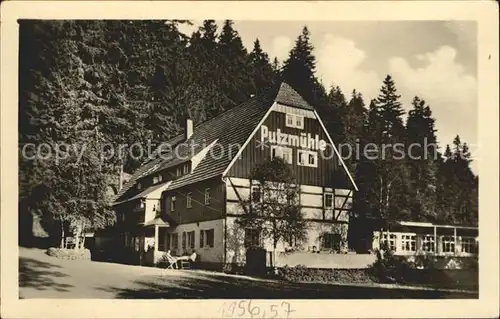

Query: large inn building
[{"left": 109, "top": 82, "right": 478, "bottom": 270}]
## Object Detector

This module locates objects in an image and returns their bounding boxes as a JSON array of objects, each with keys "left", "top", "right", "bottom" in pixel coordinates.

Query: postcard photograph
[{"left": 1, "top": 1, "right": 499, "bottom": 319}]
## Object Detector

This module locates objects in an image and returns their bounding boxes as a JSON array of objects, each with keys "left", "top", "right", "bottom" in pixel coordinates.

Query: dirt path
[{"left": 19, "top": 247, "right": 477, "bottom": 299}]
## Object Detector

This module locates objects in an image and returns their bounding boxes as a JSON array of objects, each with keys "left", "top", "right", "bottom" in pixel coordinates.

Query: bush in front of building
[
  {"left": 368, "top": 244, "right": 415, "bottom": 283},
  {"left": 276, "top": 264, "right": 374, "bottom": 284},
  {"left": 46, "top": 247, "right": 91, "bottom": 260}
]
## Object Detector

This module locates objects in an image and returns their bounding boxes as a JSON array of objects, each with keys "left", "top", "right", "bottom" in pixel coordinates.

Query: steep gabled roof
[
  {"left": 112, "top": 82, "right": 357, "bottom": 206},
  {"left": 274, "top": 82, "right": 314, "bottom": 110},
  {"left": 113, "top": 84, "right": 280, "bottom": 205}
]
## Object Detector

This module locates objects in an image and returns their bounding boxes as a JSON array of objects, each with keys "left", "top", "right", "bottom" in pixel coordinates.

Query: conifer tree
[
  {"left": 248, "top": 38, "right": 276, "bottom": 94},
  {"left": 405, "top": 96, "right": 438, "bottom": 221}
]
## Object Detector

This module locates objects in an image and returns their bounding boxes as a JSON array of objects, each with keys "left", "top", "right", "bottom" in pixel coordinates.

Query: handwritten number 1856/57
[{"left": 220, "top": 300, "right": 295, "bottom": 318}]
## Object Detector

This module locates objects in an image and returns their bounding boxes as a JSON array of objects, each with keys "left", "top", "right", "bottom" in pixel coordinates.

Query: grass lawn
[{"left": 19, "top": 246, "right": 478, "bottom": 299}]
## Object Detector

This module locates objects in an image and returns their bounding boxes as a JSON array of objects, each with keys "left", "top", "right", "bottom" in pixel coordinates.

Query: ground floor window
[
  {"left": 245, "top": 229, "right": 261, "bottom": 248},
  {"left": 187, "top": 231, "right": 195, "bottom": 249},
  {"left": 171, "top": 233, "right": 178, "bottom": 251},
  {"left": 461, "top": 237, "right": 477, "bottom": 253},
  {"left": 158, "top": 228, "right": 166, "bottom": 251},
  {"left": 166, "top": 232, "right": 171, "bottom": 250},
  {"left": 442, "top": 236, "right": 455, "bottom": 253},
  {"left": 322, "top": 233, "right": 341, "bottom": 251},
  {"left": 134, "top": 237, "right": 140, "bottom": 252},
  {"left": 380, "top": 233, "right": 397, "bottom": 251},
  {"left": 204, "top": 229, "right": 214, "bottom": 248},
  {"left": 401, "top": 234, "right": 416, "bottom": 252},
  {"left": 422, "top": 235, "right": 435, "bottom": 252}
]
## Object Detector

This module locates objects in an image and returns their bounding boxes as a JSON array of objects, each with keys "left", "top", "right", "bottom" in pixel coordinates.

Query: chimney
[{"left": 185, "top": 118, "right": 193, "bottom": 140}]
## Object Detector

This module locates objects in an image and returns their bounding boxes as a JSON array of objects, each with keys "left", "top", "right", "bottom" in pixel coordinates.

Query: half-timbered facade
[{"left": 110, "top": 82, "right": 358, "bottom": 269}]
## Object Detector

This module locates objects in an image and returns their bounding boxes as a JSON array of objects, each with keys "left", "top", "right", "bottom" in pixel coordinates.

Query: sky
[{"left": 178, "top": 20, "right": 478, "bottom": 171}]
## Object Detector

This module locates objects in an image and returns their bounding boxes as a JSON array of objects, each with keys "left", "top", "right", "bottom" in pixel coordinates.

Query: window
[
  {"left": 205, "top": 229, "right": 214, "bottom": 248},
  {"left": 171, "top": 233, "right": 178, "bottom": 250},
  {"left": 153, "top": 176, "right": 158, "bottom": 184},
  {"left": 176, "top": 167, "right": 182, "bottom": 177},
  {"left": 270, "top": 146, "right": 293, "bottom": 164},
  {"left": 244, "top": 229, "right": 261, "bottom": 248},
  {"left": 199, "top": 229, "right": 204, "bottom": 247},
  {"left": 295, "top": 116, "right": 303, "bottom": 129},
  {"left": 285, "top": 113, "right": 304, "bottom": 129},
  {"left": 134, "top": 237, "right": 140, "bottom": 252},
  {"left": 186, "top": 192, "right": 192, "bottom": 208},
  {"left": 182, "top": 232, "right": 186, "bottom": 249},
  {"left": 204, "top": 188, "right": 211, "bottom": 205},
  {"left": 166, "top": 232, "right": 171, "bottom": 250},
  {"left": 251, "top": 186, "right": 261, "bottom": 203},
  {"left": 461, "top": 237, "right": 477, "bottom": 253},
  {"left": 322, "top": 233, "right": 341, "bottom": 250},
  {"left": 187, "top": 231, "right": 195, "bottom": 249},
  {"left": 401, "top": 234, "right": 416, "bottom": 251},
  {"left": 324, "top": 193, "right": 334, "bottom": 208},
  {"left": 297, "top": 150, "right": 318, "bottom": 167},
  {"left": 158, "top": 174, "right": 163, "bottom": 182},
  {"left": 308, "top": 152, "right": 317, "bottom": 167},
  {"left": 442, "top": 236, "right": 455, "bottom": 253},
  {"left": 380, "top": 233, "right": 396, "bottom": 251},
  {"left": 170, "top": 196, "right": 176, "bottom": 211},
  {"left": 422, "top": 235, "right": 435, "bottom": 252},
  {"left": 183, "top": 163, "right": 190, "bottom": 174},
  {"left": 137, "top": 182, "right": 142, "bottom": 190},
  {"left": 158, "top": 228, "right": 166, "bottom": 251}
]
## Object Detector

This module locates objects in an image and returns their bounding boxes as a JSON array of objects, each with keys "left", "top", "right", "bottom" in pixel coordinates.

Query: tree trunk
[
  {"left": 60, "top": 218, "right": 65, "bottom": 249},
  {"left": 119, "top": 159, "right": 124, "bottom": 191},
  {"left": 74, "top": 220, "right": 82, "bottom": 250}
]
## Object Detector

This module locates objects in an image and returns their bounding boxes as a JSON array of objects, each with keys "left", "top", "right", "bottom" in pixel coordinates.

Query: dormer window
[
  {"left": 176, "top": 167, "right": 182, "bottom": 177},
  {"left": 153, "top": 176, "right": 158, "bottom": 184},
  {"left": 137, "top": 182, "right": 142, "bottom": 190}
]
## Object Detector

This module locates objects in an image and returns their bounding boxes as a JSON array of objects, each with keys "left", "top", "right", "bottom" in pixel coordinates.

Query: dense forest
[{"left": 18, "top": 20, "right": 478, "bottom": 244}]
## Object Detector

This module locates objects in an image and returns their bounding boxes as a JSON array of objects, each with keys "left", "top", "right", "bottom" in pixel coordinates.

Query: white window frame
[
  {"left": 297, "top": 150, "right": 318, "bottom": 167},
  {"left": 270, "top": 145, "right": 293, "bottom": 164},
  {"left": 204, "top": 188, "right": 211, "bottom": 205},
  {"left": 285, "top": 113, "right": 304, "bottom": 129},
  {"left": 380, "top": 233, "right": 397, "bottom": 251},
  {"left": 461, "top": 236, "right": 476, "bottom": 253},
  {"left": 324, "top": 192, "right": 334, "bottom": 209},
  {"left": 295, "top": 115, "right": 304, "bottom": 129},
  {"left": 186, "top": 192, "right": 192, "bottom": 208},
  {"left": 401, "top": 234, "right": 416, "bottom": 252},
  {"left": 170, "top": 196, "right": 176, "bottom": 212},
  {"left": 442, "top": 236, "right": 455, "bottom": 253},
  {"left": 422, "top": 235, "right": 435, "bottom": 252}
]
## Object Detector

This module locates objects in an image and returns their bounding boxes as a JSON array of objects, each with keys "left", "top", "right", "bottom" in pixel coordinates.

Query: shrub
[
  {"left": 368, "top": 244, "right": 414, "bottom": 283},
  {"left": 46, "top": 247, "right": 91, "bottom": 260},
  {"left": 276, "top": 264, "right": 373, "bottom": 284}
]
